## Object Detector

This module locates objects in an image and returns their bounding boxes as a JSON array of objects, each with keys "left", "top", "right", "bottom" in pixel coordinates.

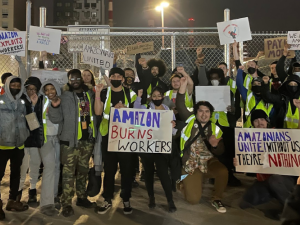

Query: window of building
[
  {"left": 65, "top": 12, "right": 71, "bottom": 17},
  {"left": 57, "top": 3, "right": 62, "bottom": 7},
  {"left": 2, "top": 8, "right": 8, "bottom": 14},
  {"left": 65, "top": 3, "right": 71, "bottom": 7},
  {"left": 2, "top": 0, "right": 8, "bottom": 6},
  {"left": 84, "top": 11, "right": 90, "bottom": 19},
  {"left": 2, "top": 21, "right": 8, "bottom": 28},
  {"left": 84, "top": 3, "right": 90, "bottom": 8},
  {"left": 92, "top": 12, "right": 97, "bottom": 18},
  {"left": 91, "top": 3, "right": 96, "bottom": 8},
  {"left": 75, "top": 3, "right": 82, "bottom": 9}
]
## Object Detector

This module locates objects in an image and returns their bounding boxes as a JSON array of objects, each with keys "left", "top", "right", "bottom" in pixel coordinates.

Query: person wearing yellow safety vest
[
  {"left": 165, "top": 66, "right": 194, "bottom": 120},
  {"left": 237, "top": 67, "right": 275, "bottom": 128},
  {"left": 94, "top": 67, "right": 137, "bottom": 215},
  {"left": 261, "top": 75, "right": 300, "bottom": 129},
  {"left": 176, "top": 76, "right": 228, "bottom": 214},
  {"left": 49, "top": 69, "right": 97, "bottom": 217},
  {"left": 29, "top": 80, "right": 61, "bottom": 216},
  {"left": 0, "top": 76, "right": 30, "bottom": 220}
]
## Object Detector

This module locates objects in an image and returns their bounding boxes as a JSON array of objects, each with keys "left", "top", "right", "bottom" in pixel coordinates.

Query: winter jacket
[
  {"left": 276, "top": 55, "right": 297, "bottom": 83},
  {"left": 0, "top": 76, "right": 30, "bottom": 147},
  {"left": 48, "top": 84, "right": 97, "bottom": 148}
]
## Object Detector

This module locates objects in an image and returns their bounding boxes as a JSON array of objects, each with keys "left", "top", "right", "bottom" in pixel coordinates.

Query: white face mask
[
  {"left": 211, "top": 80, "right": 219, "bottom": 86},
  {"left": 294, "top": 72, "right": 300, "bottom": 76}
]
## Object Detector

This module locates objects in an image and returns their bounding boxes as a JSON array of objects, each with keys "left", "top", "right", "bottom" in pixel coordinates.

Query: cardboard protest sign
[
  {"left": 31, "top": 70, "right": 68, "bottom": 87},
  {"left": 108, "top": 107, "right": 173, "bottom": 153},
  {"left": 0, "top": 31, "right": 26, "bottom": 56},
  {"left": 287, "top": 31, "right": 300, "bottom": 50},
  {"left": 82, "top": 44, "right": 114, "bottom": 69},
  {"left": 195, "top": 86, "right": 230, "bottom": 111},
  {"left": 28, "top": 26, "right": 61, "bottom": 54},
  {"left": 235, "top": 128, "right": 300, "bottom": 176},
  {"left": 126, "top": 41, "right": 154, "bottom": 55},
  {"left": 217, "top": 17, "right": 252, "bottom": 45},
  {"left": 264, "top": 37, "right": 295, "bottom": 59}
]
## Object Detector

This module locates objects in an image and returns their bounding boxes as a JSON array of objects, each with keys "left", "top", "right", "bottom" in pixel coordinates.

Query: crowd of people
[{"left": 0, "top": 43, "right": 299, "bottom": 224}]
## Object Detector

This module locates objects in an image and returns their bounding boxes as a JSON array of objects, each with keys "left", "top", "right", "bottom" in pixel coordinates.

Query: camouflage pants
[{"left": 60, "top": 140, "right": 94, "bottom": 207}]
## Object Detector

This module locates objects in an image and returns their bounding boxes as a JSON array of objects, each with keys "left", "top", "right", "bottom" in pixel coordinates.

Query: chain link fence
[{"left": 0, "top": 30, "right": 293, "bottom": 85}]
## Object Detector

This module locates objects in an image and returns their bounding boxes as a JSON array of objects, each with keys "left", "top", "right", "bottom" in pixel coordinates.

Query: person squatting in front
[
  {"left": 48, "top": 69, "right": 97, "bottom": 217},
  {"left": 94, "top": 67, "right": 137, "bottom": 215},
  {"left": 176, "top": 76, "right": 228, "bottom": 213}
]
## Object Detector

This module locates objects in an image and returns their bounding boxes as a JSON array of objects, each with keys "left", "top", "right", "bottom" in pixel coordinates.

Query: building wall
[
  {"left": 13, "top": 0, "right": 26, "bottom": 30},
  {"left": 74, "top": 0, "right": 102, "bottom": 25},
  {"left": 0, "top": 0, "right": 14, "bottom": 31}
]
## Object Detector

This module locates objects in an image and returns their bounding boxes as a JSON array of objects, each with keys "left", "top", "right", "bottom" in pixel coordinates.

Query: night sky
[{"left": 112, "top": 0, "right": 300, "bottom": 31}]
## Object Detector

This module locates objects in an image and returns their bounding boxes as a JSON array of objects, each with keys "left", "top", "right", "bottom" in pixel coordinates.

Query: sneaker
[
  {"left": 76, "top": 198, "right": 96, "bottom": 208},
  {"left": 96, "top": 200, "right": 112, "bottom": 215},
  {"left": 148, "top": 197, "right": 156, "bottom": 209},
  {"left": 132, "top": 179, "right": 139, "bottom": 188},
  {"left": 123, "top": 201, "right": 132, "bottom": 215},
  {"left": 168, "top": 200, "right": 177, "bottom": 213},
  {"left": 211, "top": 200, "right": 226, "bottom": 213},
  {"left": 62, "top": 205, "right": 74, "bottom": 217},
  {"left": 6, "top": 199, "right": 29, "bottom": 212},
  {"left": 40, "top": 204, "right": 57, "bottom": 217}
]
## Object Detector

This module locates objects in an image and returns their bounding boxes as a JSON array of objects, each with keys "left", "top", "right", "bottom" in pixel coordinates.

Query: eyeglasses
[
  {"left": 69, "top": 78, "right": 81, "bottom": 81},
  {"left": 27, "top": 88, "right": 37, "bottom": 92}
]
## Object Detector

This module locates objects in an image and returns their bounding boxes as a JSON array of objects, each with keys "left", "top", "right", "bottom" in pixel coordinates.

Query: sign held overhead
[{"left": 82, "top": 44, "right": 114, "bottom": 69}]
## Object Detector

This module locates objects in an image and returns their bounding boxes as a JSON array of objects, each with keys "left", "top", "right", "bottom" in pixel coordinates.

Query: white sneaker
[{"left": 211, "top": 200, "right": 226, "bottom": 213}]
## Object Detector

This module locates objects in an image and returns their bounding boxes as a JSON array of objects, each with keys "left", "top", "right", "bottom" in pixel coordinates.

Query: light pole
[{"left": 156, "top": 2, "right": 169, "bottom": 49}]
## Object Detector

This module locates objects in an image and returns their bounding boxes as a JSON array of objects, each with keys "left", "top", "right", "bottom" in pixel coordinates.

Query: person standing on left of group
[
  {"left": 49, "top": 69, "right": 97, "bottom": 217},
  {"left": 0, "top": 73, "right": 12, "bottom": 95}
]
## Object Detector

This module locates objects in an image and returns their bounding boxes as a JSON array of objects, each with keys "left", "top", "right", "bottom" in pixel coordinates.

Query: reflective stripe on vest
[
  {"left": 147, "top": 82, "right": 159, "bottom": 98},
  {"left": 42, "top": 97, "right": 50, "bottom": 143},
  {"left": 285, "top": 100, "right": 300, "bottom": 129},
  {"left": 165, "top": 90, "right": 193, "bottom": 108},
  {"left": 77, "top": 102, "right": 82, "bottom": 140},
  {"left": 180, "top": 115, "right": 223, "bottom": 157},
  {"left": 227, "top": 78, "right": 237, "bottom": 95},
  {"left": 243, "top": 74, "right": 253, "bottom": 91},
  {"left": 86, "top": 92, "right": 95, "bottom": 138}
]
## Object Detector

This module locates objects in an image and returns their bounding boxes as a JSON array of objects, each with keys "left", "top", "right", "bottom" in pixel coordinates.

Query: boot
[
  {"left": 28, "top": 189, "right": 37, "bottom": 205},
  {"left": 6, "top": 199, "right": 29, "bottom": 212},
  {"left": 148, "top": 196, "right": 156, "bottom": 209},
  {"left": 0, "top": 199, "right": 5, "bottom": 220},
  {"left": 168, "top": 200, "right": 177, "bottom": 213}
]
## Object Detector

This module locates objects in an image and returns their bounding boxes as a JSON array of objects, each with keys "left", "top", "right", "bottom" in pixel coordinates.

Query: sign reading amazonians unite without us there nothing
[
  {"left": 108, "top": 108, "right": 173, "bottom": 154},
  {"left": 0, "top": 31, "right": 26, "bottom": 56},
  {"left": 235, "top": 128, "right": 300, "bottom": 176}
]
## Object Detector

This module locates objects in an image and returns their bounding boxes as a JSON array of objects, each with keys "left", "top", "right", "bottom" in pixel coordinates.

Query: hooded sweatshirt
[
  {"left": 0, "top": 76, "right": 29, "bottom": 148},
  {"left": 40, "top": 81, "right": 62, "bottom": 136}
]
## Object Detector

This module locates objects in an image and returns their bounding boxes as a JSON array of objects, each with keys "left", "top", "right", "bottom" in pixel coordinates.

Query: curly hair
[
  {"left": 206, "top": 68, "right": 226, "bottom": 85},
  {"left": 147, "top": 58, "right": 167, "bottom": 77}
]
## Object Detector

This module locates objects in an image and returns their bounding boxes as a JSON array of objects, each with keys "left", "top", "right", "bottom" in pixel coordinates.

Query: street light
[{"left": 155, "top": 2, "right": 169, "bottom": 49}]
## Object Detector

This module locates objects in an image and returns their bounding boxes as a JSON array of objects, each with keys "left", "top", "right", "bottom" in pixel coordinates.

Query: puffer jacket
[{"left": 0, "top": 76, "right": 30, "bottom": 147}]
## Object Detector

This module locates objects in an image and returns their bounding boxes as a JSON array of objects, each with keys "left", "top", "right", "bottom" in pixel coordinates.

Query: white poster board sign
[
  {"left": 0, "top": 31, "right": 26, "bottom": 56},
  {"left": 28, "top": 26, "right": 61, "bottom": 54},
  {"left": 217, "top": 17, "right": 252, "bottom": 45},
  {"left": 235, "top": 128, "right": 300, "bottom": 176},
  {"left": 287, "top": 31, "right": 300, "bottom": 50},
  {"left": 108, "top": 107, "right": 173, "bottom": 153},
  {"left": 82, "top": 44, "right": 114, "bottom": 70},
  {"left": 195, "top": 86, "right": 230, "bottom": 111},
  {"left": 31, "top": 70, "right": 68, "bottom": 87}
]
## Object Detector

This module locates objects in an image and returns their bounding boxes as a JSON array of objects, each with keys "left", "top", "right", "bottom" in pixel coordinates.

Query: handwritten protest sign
[
  {"left": 0, "top": 31, "right": 26, "bottom": 56},
  {"left": 195, "top": 86, "right": 230, "bottom": 111},
  {"left": 217, "top": 17, "right": 252, "bottom": 45},
  {"left": 264, "top": 37, "right": 295, "bottom": 59},
  {"left": 82, "top": 44, "right": 114, "bottom": 69},
  {"left": 31, "top": 70, "right": 68, "bottom": 87},
  {"left": 287, "top": 31, "right": 300, "bottom": 50},
  {"left": 126, "top": 42, "right": 154, "bottom": 55},
  {"left": 235, "top": 128, "right": 300, "bottom": 176},
  {"left": 28, "top": 26, "right": 61, "bottom": 54},
  {"left": 108, "top": 108, "right": 173, "bottom": 153}
]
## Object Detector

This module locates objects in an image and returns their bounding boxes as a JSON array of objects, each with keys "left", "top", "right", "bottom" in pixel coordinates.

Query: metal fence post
[
  {"left": 224, "top": 9, "right": 230, "bottom": 76},
  {"left": 239, "top": 41, "right": 244, "bottom": 64},
  {"left": 26, "top": 0, "right": 32, "bottom": 78},
  {"left": 39, "top": 7, "right": 46, "bottom": 68},
  {"left": 72, "top": 22, "right": 79, "bottom": 69},
  {"left": 171, "top": 34, "right": 176, "bottom": 70}
]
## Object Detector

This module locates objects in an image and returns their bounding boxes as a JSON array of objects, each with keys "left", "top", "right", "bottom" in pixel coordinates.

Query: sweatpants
[
  {"left": 60, "top": 140, "right": 94, "bottom": 208},
  {"left": 102, "top": 136, "right": 134, "bottom": 202},
  {"left": 181, "top": 158, "right": 228, "bottom": 204},
  {"left": 0, "top": 148, "right": 24, "bottom": 200},
  {"left": 141, "top": 154, "right": 173, "bottom": 202}
]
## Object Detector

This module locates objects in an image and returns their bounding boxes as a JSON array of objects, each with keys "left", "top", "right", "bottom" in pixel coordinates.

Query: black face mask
[
  {"left": 248, "top": 67, "right": 257, "bottom": 75},
  {"left": 10, "top": 88, "right": 21, "bottom": 96},
  {"left": 152, "top": 99, "right": 164, "bottom": 106},
  {"left": 251, "top": 86, "right": 261, "bottom": 95},
  {"left": 111, "top": 80, "right": 122, "bottom": 88},
  {"left": 287, "top": 85, "right": 298, "bottom": 94},
  {"left": 124, "top": 77, "right": 133, "bottom": 85}
]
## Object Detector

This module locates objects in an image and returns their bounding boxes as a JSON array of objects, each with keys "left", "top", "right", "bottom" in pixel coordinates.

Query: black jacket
[
  {"left": 276, "top": 56, "right": 297, "bottom": 83},
  {"left": 21, "top": 94, "right": 44, "bottom": 148},
  {"left": 282, "top": 185, "right": 300, "bottom": 225}
]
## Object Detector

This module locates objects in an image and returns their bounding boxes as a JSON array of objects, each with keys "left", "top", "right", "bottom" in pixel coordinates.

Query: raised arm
[
  {"left": 177, "top": 67, "right": 194, "bottom": 95},
  {"left": 94, "top": 84, "right": 104, "bottom": 116},
  {"left": 15, "top": 56, "right": 27, "bottom": 81},
  {"left": 133, "top": 90, "right": 147, "bottom": 109},
  {"left": 236, "top": 68, "right": 248, "bottom": 101},
  {"left": 176, "top": 77, "right": 193, "bottom": 121}
]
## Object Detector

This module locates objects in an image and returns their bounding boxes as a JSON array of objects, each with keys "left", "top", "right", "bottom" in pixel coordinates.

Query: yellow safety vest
[
  {"left": 210, "top": 111, "right": 229, "bottom": 127},
  {"left": 244, "top": 92, "right": 273, "bottom": 128},
  {"left": 243, "top": 74, "right": 253, "bottom": 92},
  {"left": 227, "top": 78, "right": 237, "bottom": 95},
  {"left": 180, "top": 115, "right": 223, "bottom": 157},
  {"left": 284, "top": 100, "right": 300, "bottom": 129},
  {"left": 165, "top": 90, "right": 193, "bottom": 108},
  {"left": 100, "top": 87, "right": 137, "bottom": 136},
  {"left": 42, "top": 97, "right": 50, "bottom": 143},
  {"left": 147, "top": 82, "right": 159, "bottom": 98}
]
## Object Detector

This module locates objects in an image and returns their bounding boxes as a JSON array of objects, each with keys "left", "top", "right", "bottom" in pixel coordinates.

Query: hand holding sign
[
  {"left": 171, "top": 120, "right": 176, "bottom": 128},
  {"left": 196, "top": 46, "right": 203, "bottom": 56},
  {"left": 138, "top": 58, "right": 147, "bottom": 67},
  {"left": 115, "top": 101, "right": 127, "bottom": 109},
  {"left": 283, "top": 44, "right": 292, "bottom": 57}
]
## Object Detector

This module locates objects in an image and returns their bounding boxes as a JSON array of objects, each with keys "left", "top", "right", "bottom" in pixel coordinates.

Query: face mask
[
  {"left": 248, "top": 67, "right": 257, "bottom": 75},
  {"left": 124, "top": 77, "right": 133, "bottom": 85},
  {"left": 211, "top": 80, "right": 219, "bottom": 86},
  {"left": 10, "top": 88, "right": 21, "bottom": 96},
  {"left": 152, "top": 99, "right": 164, "bottom": 106},
  {"left": 294, "top": 72, "right": 300, "bottom": 76},
  {"left": 287, "top": 85, "right": 298, "bottom": 93},
  {"left": 111, "top": 80, "right": 122, "bottom": 88},
  {"left": 251, "top": 86, "right": 261, "bottom": 95}
]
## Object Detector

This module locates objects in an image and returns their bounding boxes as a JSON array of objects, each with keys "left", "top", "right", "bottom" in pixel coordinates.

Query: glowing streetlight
[{"left": 155, "top": 2, "right": 169, "bottom": 48}]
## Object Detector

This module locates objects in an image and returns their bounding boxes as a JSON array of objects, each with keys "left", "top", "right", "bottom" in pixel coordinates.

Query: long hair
[
  {"left": 147, "top": 59, "right": 167, "bottom": 77},
  {"left": 83, "top": 69, "right": 95, "bottom": 86}
]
